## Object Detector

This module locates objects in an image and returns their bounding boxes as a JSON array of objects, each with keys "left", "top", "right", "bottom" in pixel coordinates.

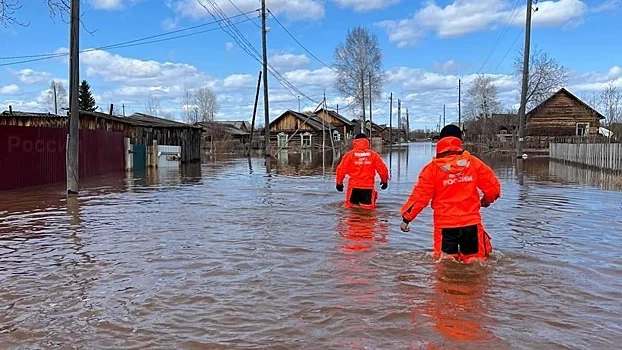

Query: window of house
[
  {"left": 301, "top": 133, "right": 312, "bottom": 148},
  {"left": 278, "top": 133, "right": 288, "bottom": 148},
  {"left": 576, "top": 123, "right": 589, "bottom": 137},
  {"left": 333, "top": 130, "right": 341, "bottom": 141}
]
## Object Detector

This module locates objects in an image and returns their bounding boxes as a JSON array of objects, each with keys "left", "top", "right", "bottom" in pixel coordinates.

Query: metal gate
[{"left": 132, "top": 144, "right": 147, "bottom": 170}]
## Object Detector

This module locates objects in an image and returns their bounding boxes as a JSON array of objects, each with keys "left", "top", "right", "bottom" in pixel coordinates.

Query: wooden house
[
  {"left": 0, "top": 109, "right": 203, "bottom": 163},
  {"left": 314, "top": 108, "right": 356, "bottom": 140},
  {"left": 267, "top": 110, "right": 338, "bottom": 151},
  {"left": 526, "top": 88, "right": 605, "bottom": 137}
]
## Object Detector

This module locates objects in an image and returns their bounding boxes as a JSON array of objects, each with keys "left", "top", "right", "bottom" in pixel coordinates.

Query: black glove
[
  {"left": 380, "top": 182, "right": 388, "bottom": 190},
  {"left": 336, "top": 183, "right": 344, "bottom": 192}
]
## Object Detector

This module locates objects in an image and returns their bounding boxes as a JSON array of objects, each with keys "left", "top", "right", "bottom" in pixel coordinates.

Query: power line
[
  {"left": 0, "top": 10, "right": 258, "bottom": 61},
  {"left": 227, "top": 0, "right": 261, "bottom": 28},
  {"left": 0, "top": 14, "right": 259, "bottom": 68},
  {"left": 492, "top": 28, "right": 524, "bottom": 73},
  {"left": 268, "top": 10, "right": 335, "bottom": 72},
  {"left": 477, "top": 0, "right": 522, "bottom": 74}
]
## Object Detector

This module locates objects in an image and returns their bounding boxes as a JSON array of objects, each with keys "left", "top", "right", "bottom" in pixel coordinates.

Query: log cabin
[
  {"left": 267, "top": 110, "right": 339, "bottom": 151},
  {"left": 314, "top": 108, "right": 356, "bottom": 140},
  {"left": 526, "top": 88, "right": 605, "bottom": 137}
]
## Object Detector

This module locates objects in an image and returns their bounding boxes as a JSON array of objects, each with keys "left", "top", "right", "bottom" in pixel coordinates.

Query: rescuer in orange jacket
[
  {"left": 400, "top": 125, "right": 501, "bottom": 262},
  {"left": 336, "top": 133, "right": 389, "bottom": 210}
]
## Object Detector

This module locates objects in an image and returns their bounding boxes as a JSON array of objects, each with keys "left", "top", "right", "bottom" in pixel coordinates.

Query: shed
[{"left": 526, "top": 88, "right": 605, "bottom": 137}]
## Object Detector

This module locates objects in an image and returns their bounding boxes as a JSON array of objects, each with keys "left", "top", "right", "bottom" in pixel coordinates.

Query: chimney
[{"left": 8, "top": 105, "right": 13, "bottom": 115}]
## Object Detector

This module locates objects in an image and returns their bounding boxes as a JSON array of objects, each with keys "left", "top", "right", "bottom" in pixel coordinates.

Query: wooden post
[
  {"left": 67, "top": 0, "right": 80, "bottom": 195},
  {"left": 53, "top": 83, "right": 58, "bottom": 115},
  {"left": 249, "top": 70, "right": 262, "bottom": 154},
  {"left": 458, "top": 79, "right": 461, "bottom": 129},
  {"left": 368, "top": 71, "right": 372, "bottom": 139},
  {"left": 389, "top": 93, "right": 393, "bottom": 146},
  {"left": 361, "top": 73, "right": 366, "bottom": 133},
  {"left": 397, "top": 99, "right": 401, "bottom": 146},
  {"left": 261, "top": 0, "right": 270, "bottom": 159},
  {"left": 517, "top": 0, "right": 534, "bottom": 159},
  {"left": 406, "top": 108, "right": 410, "bottom": 142}
]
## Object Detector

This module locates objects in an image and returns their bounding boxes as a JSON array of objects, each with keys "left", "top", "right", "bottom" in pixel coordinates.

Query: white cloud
[
  {"left": 225, "top": 42, "right": 234, "bottom": 51},
  {"left": 593, "top": 0, "right": 622, "bottom": 12},
  {"left": 0, "top": 84, "right": 20, "bottom": 95},
  {"left": 332, "top": 0, "right": 401, "bottom": 12},
  {"left": 170, "top": 0, "right": 324, "bottom": 22},
  {"left": 378, "top": 0, "right": 588, "bottom": 48},
  {"left": 433, "top": 60, "right": 459, "bottom": 74},
  {"left": 89, "top": 0, "right": 144, "bottom": 10},
  {"left": 162, "top": 17, "right": 179, "bottom": 30},
  {"left": 222, "top": 74, "right": 254, "bottom": 89},
  {"left": 14, "top": 69, "right": 52, "bottom": 85},
  {"left": 283, "top": 67, "right": 335, "bottom": 87},
  {"left": 270, "top": 53, "right": 311, "bottom": 71}
]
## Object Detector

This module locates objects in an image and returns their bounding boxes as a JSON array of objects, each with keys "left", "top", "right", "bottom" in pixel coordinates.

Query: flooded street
[{"left": 1, "top": 142, "right": 621, "bottom": 349}]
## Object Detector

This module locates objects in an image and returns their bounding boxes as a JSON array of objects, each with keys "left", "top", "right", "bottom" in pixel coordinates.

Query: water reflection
[
  {"left": 336, "top": 207, "right": 389, "bottom": 253},
  {"left": 521, "top": 158, "right": 622, "bottom": 191},
  {"left": 273, "top": 150, "right": 338, "bottom": 177}
]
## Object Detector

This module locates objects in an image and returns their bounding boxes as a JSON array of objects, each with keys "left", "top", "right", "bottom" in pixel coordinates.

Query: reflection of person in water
[
  {"left": 336, "top": 208, "right": 388, "bottom": 253},
  {"left": 398, "top": 261, "right": 502, "bottom": 348}
]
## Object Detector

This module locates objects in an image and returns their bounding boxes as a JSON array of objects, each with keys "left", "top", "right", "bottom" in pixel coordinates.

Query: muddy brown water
[{"left": 1, "top": 143, "right": 621, "bottom": 349}]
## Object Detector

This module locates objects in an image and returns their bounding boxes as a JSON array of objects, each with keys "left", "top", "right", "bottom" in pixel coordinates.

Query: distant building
[{"left": 267, "top": 110, "right": 339, "bottom": 151}]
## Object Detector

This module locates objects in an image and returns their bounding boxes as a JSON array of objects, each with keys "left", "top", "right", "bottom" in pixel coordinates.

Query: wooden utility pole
[
  {"left": 404, "top": 108, "right": 410, "bottom": 143},
  {"left": 458, "top": 79, "right": 462, "bottom": 128},
  {"left": 67, "top": 0, "right": 80, "bottom": 195},
  {"left": 443, "top": 104, "right": 446, "bottom": 127},
  {"left": 517, "top": 0, "right": 534, "bottom": 159},
  {"left": 122, "top": 104, "right": 125, "bottom": 117},
  {"left": 389, "top": 93, "right": 393, "bottom": 146},
  {"left": 397, "top": 99, "right": 401, "bottom": 145},
  {"left": 361, "top": 74, "right": 366, "bottom": 134},
  {"left": 249, "top": 71, "right": 262, "bottom": 152},
  {"left": 261, "top": 0, "right": 270, "bottom": 158},
  {"left": 109, "top": 104, "right": 114, "bottom": 115},
  {"left": 53, "top": 83, "right": 58, "bottom": 115},
  {"left": 368, "top": 71, "right": 372, "bottom": 139}
]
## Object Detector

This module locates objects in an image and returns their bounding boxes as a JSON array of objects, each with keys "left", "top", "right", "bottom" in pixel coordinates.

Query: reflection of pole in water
[
  {"left": 405, "top": 144, "right": 409, "bottom": 177},
  {"left": 248, "top": 156, "right": 253, "bottom": 174},
  {"left": 517, "top": 159, "right": 524, "bottom": 186}
]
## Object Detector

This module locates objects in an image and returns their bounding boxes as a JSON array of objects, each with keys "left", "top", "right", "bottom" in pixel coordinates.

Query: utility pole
[
  {"left": 443, "top": 104, "right": 446, "bottom": 127},
  {"left": 249, "top": 71, "right": 262, "bottom": 152},
  {"left": 397, "top": 99, "right": 401, "bottom": 145},
  {"left": 361, "top": 74, "right": 366, "bottom": 134},
  {"left": 67, "top": 0, "right": 80, "bottom": 195},
  {"left": 261, "top": 0, "right": 270, "bottom": 159},
  {"left": 368, "top": 71, "right": 373, "bottom": 139},
  {"left": 408, "top": 95, "right": 413, "bottom": 141},
  {"left": 458, "top": 79, "right": 461, "bottom": 129},
  {"left": 122, "top": 104, "right": 125, "bottom": 117},
  {"left": 517, "top": 0, "right": 535, "bottom": 159},
  {"left": 389, "top": 93, "right": 393, "bottom": 146},
  {"left": 53, "top": 83, "right": 58, "bottom": 115},
  {"left": 298, "top": 96, "right": 300, "bottom": 112}
]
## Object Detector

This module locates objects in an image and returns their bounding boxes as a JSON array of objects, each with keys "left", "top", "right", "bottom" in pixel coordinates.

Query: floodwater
[{"left": 1, "top": 143, "right": 621, "bottom": 349}]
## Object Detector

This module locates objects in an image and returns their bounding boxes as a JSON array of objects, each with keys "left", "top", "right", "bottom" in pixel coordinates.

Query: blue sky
[{"left": 1, "top": 0, "right": 621, "bottom": 130}]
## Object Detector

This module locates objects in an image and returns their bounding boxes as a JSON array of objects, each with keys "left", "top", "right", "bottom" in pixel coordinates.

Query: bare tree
[
  {"left": 160, "top": 111, "right": 174, "bottom": 120},
  {"left": 514, "top": 46, "right": 569, "bottom": 110},
  {"left": 45, "top": 80, "right": 68, "bottom": 114},
  {"left": 145, "top": 95, "right": 161, "bottom": 116},
  {"left": 601, "top": 83, "right": 622, "bottom": 128},
  {"left": 334, "top": 26, "right": 385, "bottom": 116},
  {"left": 181, "top": 84, "right": 196, "bottom": 124},
  {"left": 1, "top": 1, "right": 70, "bottom": 27},
  {"left": 465, "top": 75, "right": 503, "bottom": 120},
  {"left": 195, "top": 87, "right": 218, "bottom": 122}
]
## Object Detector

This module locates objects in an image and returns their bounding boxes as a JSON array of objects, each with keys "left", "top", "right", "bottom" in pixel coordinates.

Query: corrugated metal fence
[
  {"left": 550, "top": 142, "right": 622, "bottom": 171},
  {"left": 1, "top": 126, "right": 125, "bottom": 190}
]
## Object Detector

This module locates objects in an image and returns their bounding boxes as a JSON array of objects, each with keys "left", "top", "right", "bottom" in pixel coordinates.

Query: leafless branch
[
  {"left": 0, "top": 1, "right": 96, "bottom": 35},
  {"left": 601, "top": 83, "right": 622, "bottom": 127}
]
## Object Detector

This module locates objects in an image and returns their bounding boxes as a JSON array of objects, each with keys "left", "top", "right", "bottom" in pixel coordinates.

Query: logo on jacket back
[{"left": 354, "top": 152, "right": 372, "bottom": 165}]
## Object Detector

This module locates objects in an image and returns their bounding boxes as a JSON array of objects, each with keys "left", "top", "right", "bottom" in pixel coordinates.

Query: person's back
[
  {"left": 336, "top": 133, "right": 389, "bottom": 209},
  {"left": 400, "top": 125, "right": 500, "bottom": 262}
]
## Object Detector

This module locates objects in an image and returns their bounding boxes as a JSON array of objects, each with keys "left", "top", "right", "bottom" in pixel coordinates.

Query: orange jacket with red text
[
  {"left": 400, "top": 136, "right": 501, "bottom": 228},
  {"left": 336, "top": 138, "right": 389, "bottom": 190}
]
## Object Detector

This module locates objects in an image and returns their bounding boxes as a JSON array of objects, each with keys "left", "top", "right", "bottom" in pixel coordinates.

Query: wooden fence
[{"left": 550, "top": 142, "right": 622, "bottom": 171}]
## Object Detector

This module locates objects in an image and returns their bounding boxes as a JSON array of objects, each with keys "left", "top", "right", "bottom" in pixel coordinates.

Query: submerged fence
[{"left": 550, "top": 142, "right": 622, "bottom": 171}]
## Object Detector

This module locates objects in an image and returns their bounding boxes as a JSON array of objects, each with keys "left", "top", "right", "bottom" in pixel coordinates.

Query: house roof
[
  {"left": 315, "top": 108, "right": 355, "bottom": 126},
  {"left": 196, "top": 121, "right": 250, "bottom": 136},
  {"left": 270, "top": 110, "right": 336, "bottom": 132},
  {"left": 526, "top": 88, "right": 606, "bottom": 120},
  {"left": 0, "top": 110, "right": 201, "bottom": 129}
]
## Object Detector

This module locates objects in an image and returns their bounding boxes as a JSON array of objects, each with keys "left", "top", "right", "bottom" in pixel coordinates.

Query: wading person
[
  {"left": 399, "top": 125, "right": 501, "bottom": 263},
  {"left": 335, "top": 133, "right": 389, "bottom": 210}
]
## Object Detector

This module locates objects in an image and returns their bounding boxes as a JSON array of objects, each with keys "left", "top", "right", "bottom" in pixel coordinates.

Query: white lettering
[{"left": 443, "top": 175, "right": 473, "bottom": 186}]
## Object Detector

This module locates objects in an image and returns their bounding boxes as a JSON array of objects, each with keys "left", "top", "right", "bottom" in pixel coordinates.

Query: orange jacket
[
  {"left": 401, "top": 136, "right": 501, "bottom": 228},
  {"left": 336, "top": 138, "right": 389, "bottom": 190}
]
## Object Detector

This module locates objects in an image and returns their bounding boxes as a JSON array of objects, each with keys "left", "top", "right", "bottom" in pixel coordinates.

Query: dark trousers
[
  {"left": 348, "top": 188, "right": 373, "bottom": 205},
  {"left": 441, "top": 225, "right": 479, "bottom": 255}
]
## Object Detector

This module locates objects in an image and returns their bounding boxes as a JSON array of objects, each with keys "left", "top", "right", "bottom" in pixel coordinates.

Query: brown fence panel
[{"left": 1, "top": 126, "right": 124, "bottom": 190}]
